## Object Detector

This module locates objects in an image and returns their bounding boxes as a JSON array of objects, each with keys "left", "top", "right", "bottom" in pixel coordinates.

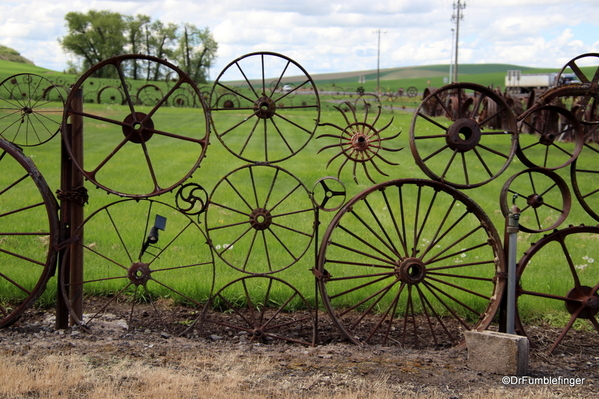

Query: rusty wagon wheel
[
  {"left": 195, "top": 275, "right": 316, "bottom": 346},
  {"left": 62, "top": 54, "right": 210, "bottom": 198},
  {"left": 516, "top": 225, "right": 599, "bottom": 355},
  {"left": 516, "top": 105, "right": 583, "bottom": 169},
  {"left": 210, "top": 52, "right": 320, "bottom": 163},
  {"left": 354, "top": 93, "right": 381, "bottom": 113},
  {"left": 205, "top": 164, "right": 315, "bottom": 274},
  {"left": 406, "top": 86, "right": 418, "bottom": 98},
  {"left": 570, "top": 136, "right": 599, "bottom": 222},
  {"left": 554, "top": 53, "right": 599, "bottom": 126},
  {"left": 0, "top": 139, "right": 59, "bottom": 327},
  {"left": 169, "top": 87, "right": 197, "bottom": 108},
  {"left": 135, "top": 84, "right": 164, "bottom": 106},
  {"left": 499, "top": 168, "right": 571, "bottom": 233},
  {"left": 96, "top": 85, "right": 125, "bottom": 105},
  {"left": 0, "top": 73, "right": 65, "bottom": 146},
  {"left": 60, "top": 199, "right": 215, "bottom": 334},
  {"left": 213, "top": 92, "right": 240, "bottom": 110},
  {"left": 410, "top": 83, "right": 518, "bottom": 189},
  {"left": 317, "top": 179, "right": 506, "bottom": 348}
]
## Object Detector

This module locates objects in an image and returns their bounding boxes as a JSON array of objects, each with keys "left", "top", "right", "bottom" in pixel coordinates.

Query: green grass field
[{"left": 1, "top": 58, "right": 598, "bottom": 339}]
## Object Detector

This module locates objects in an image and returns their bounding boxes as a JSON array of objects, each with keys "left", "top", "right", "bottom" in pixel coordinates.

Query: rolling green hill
[{"left": 0, "top": 57, "right": 565, "bottom": 95}]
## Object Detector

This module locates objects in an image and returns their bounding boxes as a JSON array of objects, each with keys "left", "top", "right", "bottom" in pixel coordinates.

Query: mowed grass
[{"left": 2, "top": 97, "right": 599, "bottom": 329}]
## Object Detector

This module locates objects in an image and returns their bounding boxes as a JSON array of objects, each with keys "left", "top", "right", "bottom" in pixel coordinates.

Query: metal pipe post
[{"left": 505, "top": 198, "right": 520, "bottom": 334}]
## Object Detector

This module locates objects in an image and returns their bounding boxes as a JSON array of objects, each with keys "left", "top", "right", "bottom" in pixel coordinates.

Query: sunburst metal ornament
[{"left": 317, "top": 101, "right": 403, "bottom": 184}]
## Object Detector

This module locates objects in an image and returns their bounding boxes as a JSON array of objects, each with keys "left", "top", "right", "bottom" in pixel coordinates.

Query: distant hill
[
  {"left": 0, "top": 45, "right": 34, "bottom": 65},
  {"left": 309, "top": 64, "right": 542, "bottom": 84}
]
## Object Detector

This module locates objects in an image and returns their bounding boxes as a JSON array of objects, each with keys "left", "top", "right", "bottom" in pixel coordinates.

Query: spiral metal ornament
[{"left": 317, "top": 101, "right": 403, "bottom": 184}]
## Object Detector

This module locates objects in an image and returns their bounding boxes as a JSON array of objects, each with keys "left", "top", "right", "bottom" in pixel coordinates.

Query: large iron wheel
[
  {"left": 0, "top": 139, "right": 59, "bottom": 327},
  {"left": 410, "top": 83, "right": 518, "bottom": 189},
  {"left": 62, "top": 54, "right": 210, "bottom": 198},
  {"left": 196, "top": 275, "right": 316, "bottom": 345},
  {"left": 60, "top": 199, "right": 215, "bottom": 334},
  {"left": 317, "top": 179, "right": 505, "bottom": 348},
  {"left": 205, "top": 164, "right": 315, "bottom": 274},
  {"left": 554, "top": 53, "right": 599, "bottom": 126},
  {"left": 516, "top": 104, "right": 583, "bottom": 169},
  {"left": 0, "top": 73, "right": 65, "bottom": 146},
  {"left": 210, "top": 52, "right": 320, "bottom": 163},
  {"left": 516, "top": 225, "right": 599, "bottom": 354},
  {"left": 500, "top": 168, "right": 571, "bottom": 233}
]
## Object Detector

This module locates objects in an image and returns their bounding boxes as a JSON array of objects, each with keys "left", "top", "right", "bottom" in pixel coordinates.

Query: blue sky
[{"left": 0, "top": 0, "right": 597, "bottom": 80}]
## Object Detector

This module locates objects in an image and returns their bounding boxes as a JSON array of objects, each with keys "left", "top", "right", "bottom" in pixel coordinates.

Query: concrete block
[{"left": 464, "top": 330, "right": 529, "bottom": 376}]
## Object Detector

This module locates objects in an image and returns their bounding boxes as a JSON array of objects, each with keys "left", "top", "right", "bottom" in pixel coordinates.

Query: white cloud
[{"left": 0, "top": 0, "right": 597, "bottom": 77}]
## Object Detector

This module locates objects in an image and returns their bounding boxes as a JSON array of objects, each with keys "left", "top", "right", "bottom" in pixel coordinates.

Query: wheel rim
[
  {"left": 60, "top": 199, "right": 215, "bottom": 333},
  {"left": 0, "top": 73, "right": 65, "bottom": 146},
  {"left": 62, "top": 54, "right": 210, "bottom": 198},
  {"left": 197, "top": 275, "right": 316, "bottom": 345},
  {"left": 555, "top": 53, "right": 599, "bottom": 126},
  {"left": 206, "top": 164, "right": 315, "bottom": 274},
  {"left": 516, "top": 105, "right": 584, "bottom": 169},
  {"left": 317, "top": 178, "right": 505, "bottom": 347},
  {"left": 500, "top": 168, "right": 571, "bottom": 233},
  {"left": 516, "top": 226, "right": 599, "bottom": 354},
  {"left": 0, "top": 139, "right": 59, "bottom": 327},
  {"left": 210, "top": 52, "right": 320, "bottom": 163},
  {"left": 410, "top": 83, "right": 518, "bottom": 189},
  {"left": 570, "top": 138, "right": 599, "bottom": 222}
]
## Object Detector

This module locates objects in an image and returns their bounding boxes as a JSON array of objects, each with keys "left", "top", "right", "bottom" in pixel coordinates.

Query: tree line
[{"left": 59, "top": 10, "right": 218, "bottom": 84}]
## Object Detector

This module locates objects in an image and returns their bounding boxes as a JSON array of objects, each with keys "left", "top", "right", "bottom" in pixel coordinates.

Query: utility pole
[
  {"left": 449, "top": 28, "right": 455, "bottom": 83},
  {"left": 452, "top": 0, "right": 466, "bottom": 83},
  {"left": 374, "top": 29, "right": 386, "bottom": 96}
]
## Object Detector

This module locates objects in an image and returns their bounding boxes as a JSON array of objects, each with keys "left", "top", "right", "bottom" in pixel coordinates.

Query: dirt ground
[{"left": 0, "top": 303, "right": 597, "bottom": 399}]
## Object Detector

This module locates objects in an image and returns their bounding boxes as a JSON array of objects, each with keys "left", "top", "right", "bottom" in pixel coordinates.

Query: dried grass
[{"left": 0, "top": 351, "right": 583, "bottom": 399}]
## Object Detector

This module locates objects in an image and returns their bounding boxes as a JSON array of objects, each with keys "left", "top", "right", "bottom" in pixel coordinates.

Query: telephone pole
[
  {"left": 374, "top": 29, "right": 386, "bottom": 96},
  {"left": 452, "top": 0, "right": 466, "bottom": 83}
]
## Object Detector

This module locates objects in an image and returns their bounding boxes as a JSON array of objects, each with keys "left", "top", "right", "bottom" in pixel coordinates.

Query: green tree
[
  {"left": 59, "top": 11, "right": 218, "bottom": 82},
  {"left": 144, "top": 20, "right": 179, "bottom": 81},
  {"left": 59, "top": 10, "right": 127, "bottom": 77},
  {"left": 175, "top": 24, "right": 218, "bottom": 84},
  {"left": 124, "top": 14, "right": 151, "bottom": 80}
]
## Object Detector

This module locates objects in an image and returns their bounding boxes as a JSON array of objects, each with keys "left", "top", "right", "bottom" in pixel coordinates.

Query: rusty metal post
[
  {"left": 55, "top": 123, "right": 72, "bottom": 329},
  {"left": 505, "top": 195, "right": 520, "bottom": 334},
  {"left": 69, "top": 88, "right": 85, "bottom": 324},
  {"left": 56, "top": 88, "right": 84, "bottom": 328}
]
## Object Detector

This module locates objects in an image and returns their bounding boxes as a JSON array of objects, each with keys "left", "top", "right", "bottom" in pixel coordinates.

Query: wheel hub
[
  {"left": 252, "top": 328, "right": 264, "bottom": 340},
  {"left": 446, "top": 118, "right": 481, "bottom": 152},
  {"left": 526, "top": 193, "right": 544, "bottom": 209},
  {"left": 254, "top": 96, "right": 276, "bottom": 119},
  {"left": 249, "top": 208, "right": 272, "bottom": 230},
  {"left": 122, "top": 112, "right": 154, "bottom": 144},
  {"left": 396, "top": 258, "right": 427, "bottom": 285},
  {"left": 539, "top": 132, "right": 557, "bottom": 146},
  {"left": 351, "top": 133, "right": 370, "bottom": 151},
  {"left": 127, "top": 262, "right": 152, "bottom": 286},
  {"left": 565, "top": 286, "right": 599, "bottom": 319}
]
